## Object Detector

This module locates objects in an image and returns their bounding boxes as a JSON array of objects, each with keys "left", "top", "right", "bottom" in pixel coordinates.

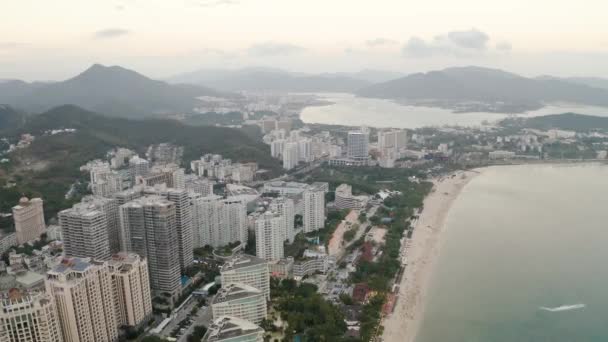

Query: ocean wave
[{"left": 539, "top": 304, "right": 585, "bottom": 312}]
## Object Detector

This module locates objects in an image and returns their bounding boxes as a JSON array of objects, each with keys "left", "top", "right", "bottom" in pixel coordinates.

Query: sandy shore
[{"left": 382, "top": 170, "right": 481, "bottom": 342}]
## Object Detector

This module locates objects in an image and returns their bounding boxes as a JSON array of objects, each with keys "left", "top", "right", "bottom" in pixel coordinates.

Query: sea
[
  {"left": 416, "top": 164, "right": 608, "bottom": 342},
  {"left": 299, "top": 93, "right": 608, "bottom": 128}
]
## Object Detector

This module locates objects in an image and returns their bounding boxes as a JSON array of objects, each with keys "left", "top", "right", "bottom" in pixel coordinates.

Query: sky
[{"left": 2, "top": 0, "right": 608, "bottom": 81}]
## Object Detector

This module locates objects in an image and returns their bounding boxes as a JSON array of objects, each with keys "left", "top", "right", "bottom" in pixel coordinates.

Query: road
[
  {"left": 177, "top": 304, "right": 214, "bottom": 342},
  {"left": 160, "top": 295, "right": 214, "bottom": 340}
]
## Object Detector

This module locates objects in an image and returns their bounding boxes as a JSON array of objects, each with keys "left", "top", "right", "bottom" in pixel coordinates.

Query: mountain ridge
[
  {"left": 0, "top": 64, "right": 233, "bottom": 118},
  {"left": 356, "top": 66, "right": 608, "bottom": 113}
]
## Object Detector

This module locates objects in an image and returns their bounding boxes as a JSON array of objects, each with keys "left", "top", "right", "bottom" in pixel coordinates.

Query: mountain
[
  {"left": 0, "top": 105, "right": 26, "bottom": 132},
  {"left": 537, "top": 76, "right": 608, "bottom": 91},
  {"left": 321, "top": 69, "right": 405, "bottom": 83},
  {"left": 3, "top": 64, "right": 232, "bottom": 118},
  {"left": 168, "top": 67, "right": 372, "bottom": 92},
  {"left": 357, "top": 66, "right": 608, "bottom": 113},
  {"left": 0, "top": 80, "right": 48, "bottom": 104}
]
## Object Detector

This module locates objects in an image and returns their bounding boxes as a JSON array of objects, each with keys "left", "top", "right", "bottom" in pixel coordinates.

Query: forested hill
[
  {"left": 0, "top": 64, "right": 233, "bottom": 118},
  {"left": 1, "top": 105, "right": 279, "bottom": 222},
  {"left": 501, "top": 113, "right": 608, "bottom": 132}
]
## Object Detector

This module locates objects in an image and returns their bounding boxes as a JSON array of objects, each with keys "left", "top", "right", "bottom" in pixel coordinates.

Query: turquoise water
[{"left": 416, "top": 164, "right": 608, "bottom": 342}]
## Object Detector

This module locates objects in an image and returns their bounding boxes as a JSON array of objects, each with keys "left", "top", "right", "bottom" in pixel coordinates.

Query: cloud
[
  {"left": 402, "top": 37, "right": 436, "bottom": 58},
  {"left": 248, "top": 42, "right": 306, "bottom": 56},
  {"left": 366, "top": 38, "right": 398, "bottom": 47},
  {"left": 93, "top": 28, "right": 130, "bottom": 39},
  {"left": 447, "top": 29, "right": 489, "bottom": 49},
  {"left": 191, "top": 0, "right": 239, "bottom": 7},
  {"left": 402, "top": 29, "right": 507, "bottom": 58}
]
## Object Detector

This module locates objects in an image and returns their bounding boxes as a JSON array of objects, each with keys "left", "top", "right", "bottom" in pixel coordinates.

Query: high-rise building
[
  {"left": 220, "top": 254, "right": 270, "bottom": 299},
  {"left": 108, "top": 253, "right": 153, "bottom": 328},
  {"left": 378, "top": 130, "right": 404, "bottom": 149},
  {"left": 298, "top": 138, "right": 313, "bottom": 163},
  {"left": 282, "top": 142, "right": 299, "bottom": 170},
  {"left": 303, "top": 190, "right": 325, "bottom": 233},
  {"left": 221, "top": 199, "right": 248, "bottom": 247},
  {"left": 202, "top": 316, "right": 264, "bottom": 342},
  {"left": 347, "top": 131, "right": 369, "bottom": 159},
  {"left": 185, "top": 177, "right": 214, "bottom": 197},
  {"left": 191, "top": 196, "right": 248, "bottom": 248},
  {"left": 45, "top": 258, "right": 119, "bottom": 342},
  {"left": 190, "top": 195, "right": 221, "bottom": 248},
  {"left": 128, "top": 156, "right": 150, "bottom": 183},
  {"left": 269, "top": 197, "right": 295, "bottom": 243},
  {"left": 161, "top": 189, "right": 193, "bottom": 270},
  {"left": 211, "top": 283, "right": 267, "bottom": 324},
  {"left": 0, "top": 289, "right": 64, "bottom": 342},
  {"left": 59, "top": 201, "right": 112, "bottom": 261},
  {"left": 255, "top": 212, "right": 284, "bottom": 262},
  {"left": 119, "top": 196, "right": 181, "bottom": 302},
  {"left": 270, "top": 139, "right": 285, "bottom": 158},
  {"left": 12, "top": 197, "right": 46, "bottom": 244},
  {"left": 82, "top": 196, "right": 121, "bottom": 254}
]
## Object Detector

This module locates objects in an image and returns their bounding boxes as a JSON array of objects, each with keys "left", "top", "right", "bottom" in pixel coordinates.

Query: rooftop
[
  {"left": 221, "top": 254, "right": 267, "bottom": 273},
  {"left": 203, "top": 316, "right": 263, "bottom": 342},
  {"left": 212, "top": 283, "right": 262, "bottom": 304}
]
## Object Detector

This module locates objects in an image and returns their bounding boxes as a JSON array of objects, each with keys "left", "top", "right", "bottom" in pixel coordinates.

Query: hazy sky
[{"left": 2, "top": 0, "right": 608, "bottom": 80}]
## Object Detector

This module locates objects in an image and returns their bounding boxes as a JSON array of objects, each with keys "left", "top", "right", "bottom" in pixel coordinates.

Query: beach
[{"left": 382, "top": 170, "right": 480, "bottom": 342}]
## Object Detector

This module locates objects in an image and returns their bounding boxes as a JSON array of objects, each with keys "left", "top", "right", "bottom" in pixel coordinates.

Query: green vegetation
[
  {"left": 299, "top": 165, "right": 424, "bottom": 195},
  {"left": 358, "top": 295, "right": 386, "bottom": 342},
  {"left": 343, "top": 227, "right": 357, "bottom": 242},
  {"left": 2, "top": 105, "right": 280, "bottom": 221},
  {"left": 183, "top": 112, "right": 243, "bottom": 126},
  {"left": 270, "top": 278, "right": 350, "bottom": 342},
  {"left": 316, "top": 209, "right": 350, "bottom": 247},
  {"left": 186, "top": 325, "right": 208, "bottom": 342},
  {"left": 502, "top": 113, "right": 608, "bottom": 132}
]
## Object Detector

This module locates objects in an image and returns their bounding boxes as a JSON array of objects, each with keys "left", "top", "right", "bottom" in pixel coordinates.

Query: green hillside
[
  {"left": 501, "top": 113, "right": 608, "bottom": 132},
  {"left": 1, "top": 105, "right": 279, "bottom": 223}
]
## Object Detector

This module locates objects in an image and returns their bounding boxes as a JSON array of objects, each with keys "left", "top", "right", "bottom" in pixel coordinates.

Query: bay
[
  {"left": 416, "top": 164, "right": 608, "bottom": 342},
  {"left": 299, "top": 93, "right": 608, "bottom": 128}
]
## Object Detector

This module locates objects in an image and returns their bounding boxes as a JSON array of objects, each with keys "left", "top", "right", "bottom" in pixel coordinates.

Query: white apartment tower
[
  {"left": 191, "top": 196, "right": 247, "bottom": 248},
  {"left": 220, "top": 254, "right": 270, "bottom": 299},
  {"left": 303, "top": 190, "right": 325, "bottom": 233},
  {"left": 119, "top": 196, "right": 182, "bottom": 302},
  {"left": 59, "top": 201, "right": 112, "bottom": 261},
  {"left": 211, "top": 283, "right": 267, "bottom": 324},
  {"left": 45, "top": 258, "right": 119, "bottom": 342},
  {"left": 298, "top": 138, "right": 313, "bottom": 163},
  {"left": 162, "top": 189, "right": 194, "bottom": 270},
  {"left": 12, "top": 197, "right": 46, "bottom": 245},
  {"left": 282, "top": 142, "right": 299, "bottom": 170},
  {"left": 347, "top": 131, "right": 370, "bottom": 159},
  {"left": 190, "top": 195, "right": 221, "bottom": 248},
  {"left": 269, "top": 197, "right": 295, "bottom": 243},
  {"left": 108, "top": 253, "right": 153, "bottom": 328},
  {"left": 0, "top": 290, "right": 64, "bottom": 342},
  {"left": 255, "top": 212, "right": 285, "bottom": 262},
  {"left": 128, "top": 156, "right": 150, "bottom": 182},
  {"left": 220, "top": 199, "right": 248, "bottom": 247}
]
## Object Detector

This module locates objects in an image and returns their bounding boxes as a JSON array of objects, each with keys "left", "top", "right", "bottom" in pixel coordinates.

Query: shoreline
[{"left": 381, "top": 169, "right": 482, "bottom": 342}]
